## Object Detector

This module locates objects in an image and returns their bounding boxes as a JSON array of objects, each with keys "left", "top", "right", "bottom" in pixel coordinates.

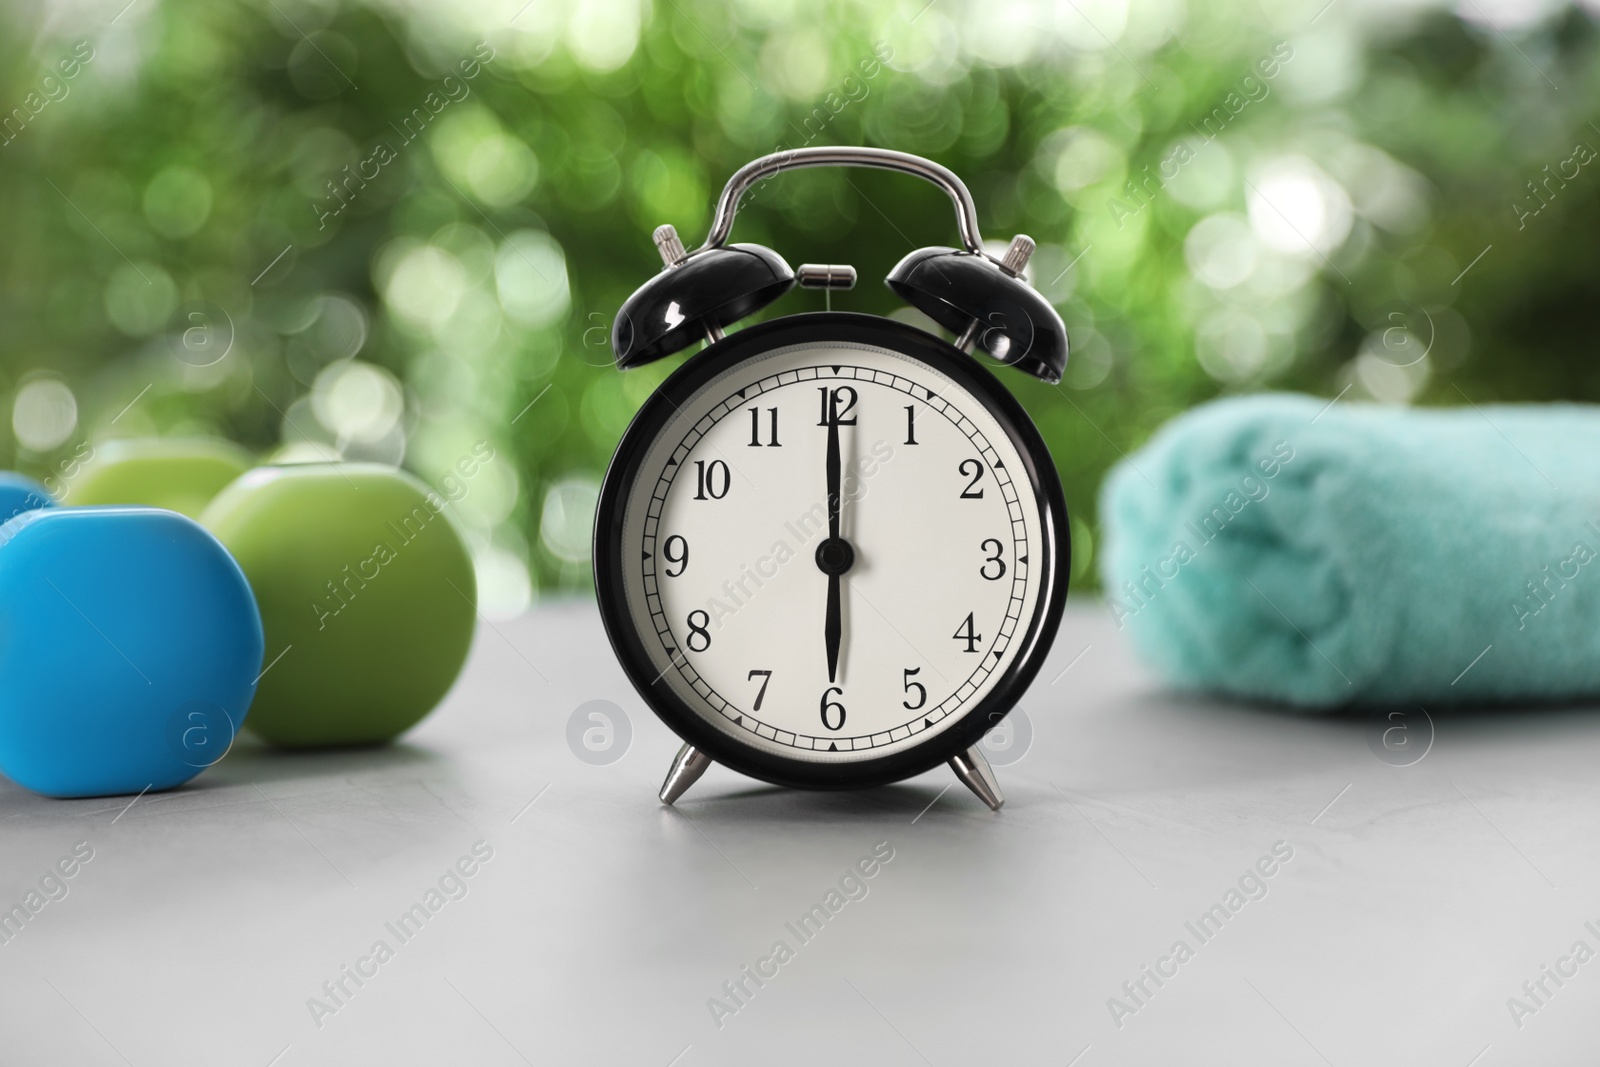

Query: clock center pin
[{"left": 814, "top": 536, "right": 856, "bottom": 576}]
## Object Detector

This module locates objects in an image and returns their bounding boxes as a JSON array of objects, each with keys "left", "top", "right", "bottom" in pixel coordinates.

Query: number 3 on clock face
[{"left": 595, "top": 315, "right": 1070, "bottom": 791}]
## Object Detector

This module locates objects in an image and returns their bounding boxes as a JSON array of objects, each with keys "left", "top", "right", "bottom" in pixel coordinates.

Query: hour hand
[
  {"left": 816, "top": 541, "right": 856, "bottom": 680},
  {"left": 825, "top": 573, "right": 841, "bottom": 682}
]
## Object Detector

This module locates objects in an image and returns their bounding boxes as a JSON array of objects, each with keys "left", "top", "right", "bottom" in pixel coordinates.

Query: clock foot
[
  {"left": 659, "top": 744, "right": 713, "bottom": 805},
  {"left": 949, "top": 745, "right": 1005, "bottom": 811}
]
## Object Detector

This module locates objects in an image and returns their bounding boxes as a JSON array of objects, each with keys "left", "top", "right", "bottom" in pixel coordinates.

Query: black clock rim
[{"left": 593, "top": 312, "right": 1071, "bottom": 792}]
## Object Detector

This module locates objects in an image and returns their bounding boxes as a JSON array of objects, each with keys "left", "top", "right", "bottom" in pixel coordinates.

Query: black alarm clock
[{"left": 593, "top": 147, "right": 1069, "bottom": 810}]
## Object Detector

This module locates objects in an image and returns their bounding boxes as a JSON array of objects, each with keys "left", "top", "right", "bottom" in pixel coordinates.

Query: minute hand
[{"left": 826, "top": 401, "right": 841, "bottom": 540}]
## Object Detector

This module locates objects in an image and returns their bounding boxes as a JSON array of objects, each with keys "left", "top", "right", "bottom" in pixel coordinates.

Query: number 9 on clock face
[{"left": 594, "top": 315, "right": 1069, "bottom": 790}]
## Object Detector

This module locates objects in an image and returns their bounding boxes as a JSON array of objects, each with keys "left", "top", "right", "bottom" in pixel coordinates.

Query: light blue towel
[{"left": 1099, "top": 393, "right": 1600, "bottom": 708}]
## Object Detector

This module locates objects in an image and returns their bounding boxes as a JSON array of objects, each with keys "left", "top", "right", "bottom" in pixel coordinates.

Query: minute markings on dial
[{"left": 635, "top": 363, "right": 1031, "bottom": 751}]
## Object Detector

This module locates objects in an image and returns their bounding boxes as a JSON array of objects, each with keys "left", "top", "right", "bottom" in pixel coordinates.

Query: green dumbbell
[
  {"left": 201, "top": 464, "right": 478, "bottom": 747},
  {"left": 69, "top": 438, "right": 254, "bottom": 518}
]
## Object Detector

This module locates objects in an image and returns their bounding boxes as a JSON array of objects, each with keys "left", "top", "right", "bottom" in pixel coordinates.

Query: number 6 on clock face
[{"left": 595, "top": 315, "right": 1069, "bottom": 792}]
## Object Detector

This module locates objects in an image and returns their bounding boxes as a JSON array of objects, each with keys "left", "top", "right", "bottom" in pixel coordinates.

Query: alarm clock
[{"left": 594, "top": 147, "right": 1070, "bottom": 810}]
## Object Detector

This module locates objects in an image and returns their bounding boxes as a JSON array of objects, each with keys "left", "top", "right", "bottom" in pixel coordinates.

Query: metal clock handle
[{"left": 698, "top": 146, "right": 988, "bottom": 257}]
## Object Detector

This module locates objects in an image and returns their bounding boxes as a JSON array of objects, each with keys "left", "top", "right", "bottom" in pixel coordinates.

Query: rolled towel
[{"left": 1098, "top": 393, "right": 1600, "bottom": 708}]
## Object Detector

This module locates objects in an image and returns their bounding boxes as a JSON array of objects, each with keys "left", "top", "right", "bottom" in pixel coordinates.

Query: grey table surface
[{"left": 3, "top": 600, "right": 1598, "bottom": 1067}]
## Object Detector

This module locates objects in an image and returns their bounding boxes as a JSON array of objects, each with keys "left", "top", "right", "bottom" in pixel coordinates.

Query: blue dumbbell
[{"left": 0, "top": 506, "right": 263, "bottom": 798}]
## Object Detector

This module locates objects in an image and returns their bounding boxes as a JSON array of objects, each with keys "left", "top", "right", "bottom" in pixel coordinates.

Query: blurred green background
[{"left": 3, "top": 0, "right": 1598, "bottom": 611}]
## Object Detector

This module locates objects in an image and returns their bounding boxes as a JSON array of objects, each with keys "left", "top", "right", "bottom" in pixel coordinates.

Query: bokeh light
[
  {"left": 540, "top": 476, "right": 600, "bottom": 564},
  {"left": 311, "top": 360, "right": 405, "bottom": 445},
  {"left": 1246, "top": 157, "right": 1353, "bottom": 258},
  {"left": 12, "top": 379, "right": 77, "bottom": 453}
]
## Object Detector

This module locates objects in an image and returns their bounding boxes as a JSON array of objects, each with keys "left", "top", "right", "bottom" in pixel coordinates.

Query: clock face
[{"left": 595, "top": 314, "right": 1068, "bottom": 788}]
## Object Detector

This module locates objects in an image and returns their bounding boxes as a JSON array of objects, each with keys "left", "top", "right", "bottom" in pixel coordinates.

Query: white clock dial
[{"left": 618, "top": 340, "right": 1045, "bottom": 763}]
